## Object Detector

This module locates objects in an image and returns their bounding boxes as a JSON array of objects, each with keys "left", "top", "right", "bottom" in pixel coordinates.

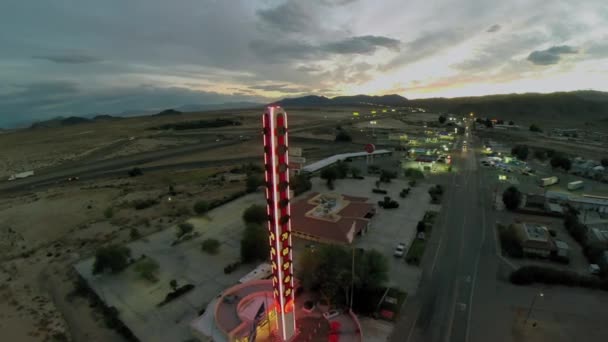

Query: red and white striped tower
[{"left": 262, "top": 106, "right": 296, "bottom": 341}]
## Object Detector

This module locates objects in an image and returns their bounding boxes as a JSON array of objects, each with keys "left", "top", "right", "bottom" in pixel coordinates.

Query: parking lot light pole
[{"left": 524, "top": 292, "right": 544, "bottom": 324}]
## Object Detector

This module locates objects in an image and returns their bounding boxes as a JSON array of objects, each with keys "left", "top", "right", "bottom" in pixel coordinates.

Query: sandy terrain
[
  {"left": 101, "top": 137, "right": 200, "bottom": 160},
  {"left": 0, "top": 163, "right": 248, "bottom": 341}
]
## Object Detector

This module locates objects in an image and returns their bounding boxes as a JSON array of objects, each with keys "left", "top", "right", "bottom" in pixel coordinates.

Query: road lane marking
[{"left": 465, "top": 148, "right": 487, "bottom": 342}]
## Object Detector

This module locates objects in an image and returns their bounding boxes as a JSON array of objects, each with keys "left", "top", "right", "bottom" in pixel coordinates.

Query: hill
[
  {"left": 30, "top": 116, "right": 92, "bottom": 129},
  {"left": 92, "top": 114, "right": 121, "bottom": 121},
  {"left": 152, "top": 109, "right": 182, "bottom": 117},
  {"left": 408, "top": 91, "right": 608, "bottom": 121},
  {"left": 275, "top": 94, "right": 408, "bottom": 107},
  {"left": 276, "top": 91, "right": 608, "bottom": 122}
]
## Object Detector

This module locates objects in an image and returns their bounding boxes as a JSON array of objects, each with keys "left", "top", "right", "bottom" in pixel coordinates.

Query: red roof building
[{"left": 290, "top": 192, "right": 375, "bottom": 244}]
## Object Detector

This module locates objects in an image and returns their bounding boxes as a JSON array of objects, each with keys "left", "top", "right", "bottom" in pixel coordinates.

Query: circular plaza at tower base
[{"left": 190, "top": 279, "right": 363, "bottom": 342}]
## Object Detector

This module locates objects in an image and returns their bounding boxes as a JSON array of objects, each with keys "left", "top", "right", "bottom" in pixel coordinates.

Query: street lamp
[{"left": 524, "top": 292, "right": 544, "bottom": 324}]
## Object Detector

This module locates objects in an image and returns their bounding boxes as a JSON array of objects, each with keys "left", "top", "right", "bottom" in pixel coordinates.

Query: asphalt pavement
[{"left": 390, "top": 128, "right": 490, "bottom": 342}]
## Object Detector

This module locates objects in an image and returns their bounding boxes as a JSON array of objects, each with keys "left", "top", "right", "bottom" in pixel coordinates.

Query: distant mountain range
[
  {"left": 25, "top": 102, "right": 262, "bottom": 129},
  {"left": 274, "top": 94, "right": 408, "bottom": 106},
  {"left": 275, "top": 91, "right": 608, "bottom": 121},
  {"left": 15, "top": 90, "right": 608, "bottom": 130}
]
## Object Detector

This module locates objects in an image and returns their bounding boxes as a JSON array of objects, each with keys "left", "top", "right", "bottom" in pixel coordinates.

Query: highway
[{"left": 391, "top": 124, "right": 493, "bottom": 342}]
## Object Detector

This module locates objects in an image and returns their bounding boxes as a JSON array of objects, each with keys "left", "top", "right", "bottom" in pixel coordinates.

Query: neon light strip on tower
[{"left": 262, "top": 106, "right": 296, "bottom": 341}]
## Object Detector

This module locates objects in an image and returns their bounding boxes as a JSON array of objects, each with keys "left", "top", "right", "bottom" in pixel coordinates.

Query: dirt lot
[{"left": 0, "top": 164, "right": 248, "bottom": 341}]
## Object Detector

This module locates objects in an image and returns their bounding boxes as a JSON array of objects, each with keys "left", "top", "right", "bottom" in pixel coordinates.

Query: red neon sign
[{"left": 262, "top": 106, "right": 296, "bottom": 341}]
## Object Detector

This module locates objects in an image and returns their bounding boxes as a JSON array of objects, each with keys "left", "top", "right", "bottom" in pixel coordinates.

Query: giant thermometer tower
[{"left": 262, "top": 106, "right": 296, "bottom": 341}]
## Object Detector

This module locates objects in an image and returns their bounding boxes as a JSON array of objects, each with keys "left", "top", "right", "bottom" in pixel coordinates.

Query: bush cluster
[{"left": 510, "top": 266, "right": 608, "bottom": 291}]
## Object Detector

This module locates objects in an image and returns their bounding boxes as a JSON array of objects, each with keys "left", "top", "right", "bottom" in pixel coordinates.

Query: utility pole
[
  {"left": 350, "top": 246, "right": 355, "bottom": 311},
  {"left": 524, "top": 292, "right": 544, "bottom": 324}
]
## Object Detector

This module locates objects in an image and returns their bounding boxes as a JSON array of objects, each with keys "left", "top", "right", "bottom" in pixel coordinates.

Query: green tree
[
  {"left": 508, "top": 120, "right": 515, "bottom": 125},
  {"left": 242, "top": 204, "right": 267, "bottom": 225},
  {"left": 169, "top": 279, "right": 178, "bottom": 291},
  {"left": 291, "top": 174, "right": 312, "bottom": 195},
  {"left": 335, "top": 161, "right": 349, "bottom": 179},
  {"left": 601, "top": 158, "right": 608, "bottom": 167},
  {"left": 438, "top": 115, "right": 446, "bottom": 124},
  {"left": 550, "top": 155, "right": 571, "bottom": 171},
  {"left": 511, "top": 145, "right": 529, "bottom": 161},
  {"left": 240, "top": 223, "right": 269, "bottom": 263},
  {"left": 335, "top": 130, "right": 352, "bottom": 142},
  {"left": 296, "top": 245, "right": 388, "bottom": 307},
  {"left": 321, "top": 167, "right": 338, "bottom": 189},
  {"left": 350, "top": 166, "right": 362, "bottom": 178},
  {"left": 533, "top": 150, "right": 547, "bottom": 161},
  {"left": 176, "top": 222, "right": 194, "bottom": 238},
  {"left": 134, "top": 257, "right": 160, "bottom": 282},
  {"left": 404, "top": 168, "right": 424, "bottom": 179},
  {"left": 193, "top": 200, "right": 209, "bottom": 215},
  {"left": 529, "top": 124, "right": 542, "bottom": 132},
  {"left": 246, "top": 173, "right": 264, "bottom": 193},
  {"left": 416, "top": 221, "right": 426, "bottom": 233},
  {"left": 201, "top": 238, "right": 221, "bottom": 254},
  {"left": 379, "top": 169, "right": 397, "bottom": 183},
  {"left": 92, "top": 245, "right": 131, "bottom": 274},
  {"left": 484, "top": 119, "right": 493, "bottom": 128},
  {"left": 502, "top": 186, "right": 522, "bottom": 211}
]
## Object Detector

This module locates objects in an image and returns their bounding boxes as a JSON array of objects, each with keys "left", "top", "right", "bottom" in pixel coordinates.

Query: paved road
[{"left": 390, "top": 125, "right": 490, "bottom": 342}]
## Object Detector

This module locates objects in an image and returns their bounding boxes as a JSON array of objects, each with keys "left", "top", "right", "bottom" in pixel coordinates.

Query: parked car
[{"left": 393, "top": 243, "right": 406, "bottom": 257}]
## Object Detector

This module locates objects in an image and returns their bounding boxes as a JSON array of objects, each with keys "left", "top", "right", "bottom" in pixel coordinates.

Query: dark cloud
[
  {"left": 486, "top": 24, "right": 501, "bottom": 33},
  {"left": 256, "top": 2, "right": 317, "bottom": 33},
  {"left": 587, "top": 41, "right": 608, "bottom": 57},
  {"left": 322, "top": 35, "right": 400, "bottom": 54},
  {"left": 296, "top": 65, "right": 322, "bottom": 73},
  {"left": 248, "top": 83, "right": 310, "bottom": 93},
  {"left": 0, "top": 81, "right": 266, "bottom": 127},
  {"left": 453, "top": 34, "right": 544, "bottom": 71},
  {"left": 527, "top": 45, "right": 577, "bottom": 65},
  {"left": 33, "top": 53, "right": 103, "bottom": 64},
  {"left": 250, "top": 35, "right": 400, "bottom": 62},
  {"left": 380, "top": 30, "right": 469, "bottom": 71}
]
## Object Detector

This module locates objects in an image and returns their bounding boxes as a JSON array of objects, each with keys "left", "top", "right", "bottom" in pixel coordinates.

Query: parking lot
[
  {"left": 294, "top": 176, "right": 439, "bottom": 295},
  {"left": 75, "top": 193, "right": 267, "bottom": 342}
]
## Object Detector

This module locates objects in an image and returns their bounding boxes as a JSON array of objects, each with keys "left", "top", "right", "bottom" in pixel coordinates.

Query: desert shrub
[
  {"left": 128, "top": 167, "right": 143, "bottom": 177},
  {"left": 132, "top": 199, "right": 158, "bottom": 210},
  {"left": 129, "top": 228, "right": 141, "bottom": 240},
  {"left": 134, "top": 257, "right": 159, "bottom": 282},
  {"left": 193, "top": 200, "right": 209, "bottom": 215},
  {"left": 242, "top": 204, "right": 267, "bottom": 225},
  {"left": 246, "top": 173, "right": 264, "bottom": 193},
  {"left": 92, "top": 245, "right": 131, "bottom": 274},
  {"left": 241, "top": 223, "right": 269, "bottom": 262},
  {"left": 104, "top": 207, "right": 114, "bottom": 219},
  {"left": 176, "top": 222, "right": 194, "bottom": 238},
  {"left": 201, "top": 238, "right": 220, "bottom": 254}
]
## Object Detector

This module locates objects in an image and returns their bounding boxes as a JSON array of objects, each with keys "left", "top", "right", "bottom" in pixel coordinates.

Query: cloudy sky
[{"left": 1, "top": 0, "right": 608, "bottom": 126}]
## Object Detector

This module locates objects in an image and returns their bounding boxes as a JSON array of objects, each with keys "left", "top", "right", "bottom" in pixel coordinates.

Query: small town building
[
  {"left": 513, "top": 223, "right": 556, "bottom": 258},
  {"left": 290, "top": 192, "right": 375, "bottom": 245}
]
